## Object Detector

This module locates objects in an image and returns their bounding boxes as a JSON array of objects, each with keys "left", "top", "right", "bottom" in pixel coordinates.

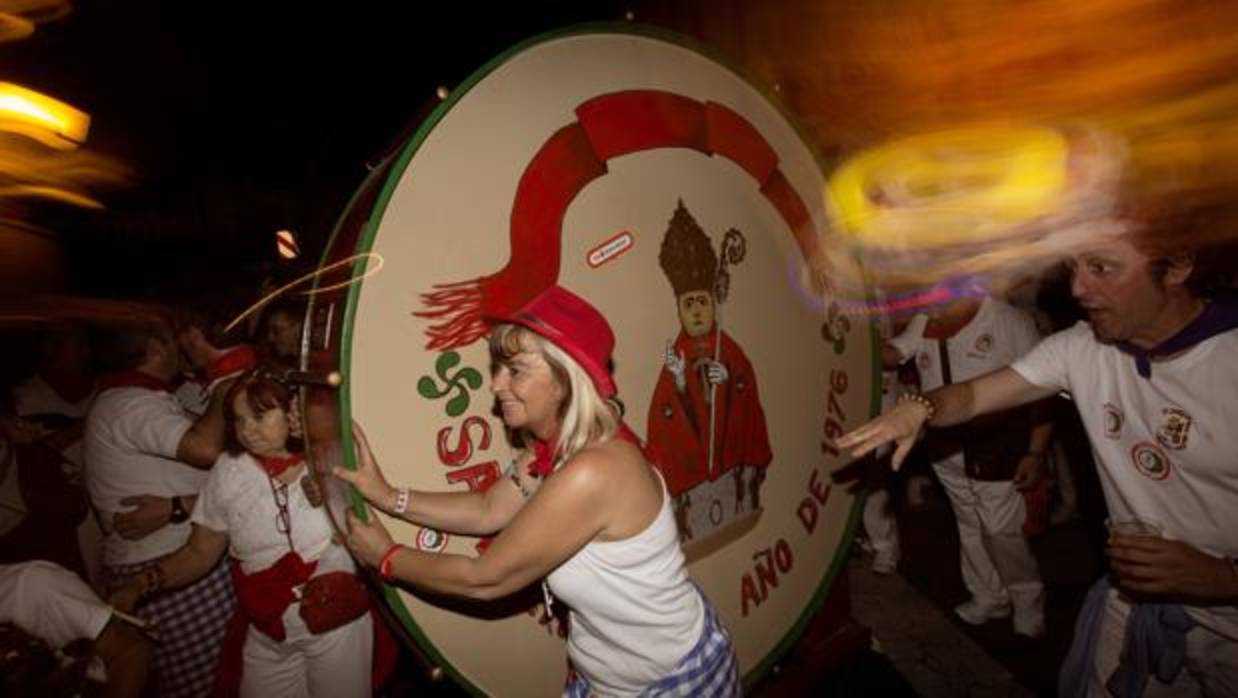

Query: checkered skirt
[
  {"left": 106, "top": 557, "right": 236, "bottom": 698},
  {"left": 565, "top": 595, "right": 741, "bottom": 697}
]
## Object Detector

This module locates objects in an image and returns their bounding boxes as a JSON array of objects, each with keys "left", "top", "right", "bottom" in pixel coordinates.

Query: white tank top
[{"left": 545, "top": 473, "right": 704, "bottom": 695}]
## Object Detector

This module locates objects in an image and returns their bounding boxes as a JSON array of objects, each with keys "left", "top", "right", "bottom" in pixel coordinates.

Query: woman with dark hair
[
  {"left": 110, "top": 371, "right": 373, "bottom": 697},
  {"left": 339, "top": 285, "right": 740, "bottom": 697}
]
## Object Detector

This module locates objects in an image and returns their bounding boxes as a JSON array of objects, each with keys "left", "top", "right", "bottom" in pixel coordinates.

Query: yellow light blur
[
  {"left": 827, "top": 125, "right": 1069, "bottom": 248},
  {"left": 0, "top": 82, "right": 90, "bottom": 149}
]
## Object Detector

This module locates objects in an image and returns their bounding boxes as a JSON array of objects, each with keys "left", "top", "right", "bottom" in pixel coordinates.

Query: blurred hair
[
  {"left": 1121, "top": 200, "right": 1238, "bottom": 296},
  {"left": 96, "top": 318, "right": 171, "bottom": 372}
]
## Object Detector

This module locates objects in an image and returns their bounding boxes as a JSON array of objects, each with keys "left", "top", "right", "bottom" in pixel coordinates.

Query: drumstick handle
[{"left": 280, "top": 369, "right": 343, "bottom": 387}]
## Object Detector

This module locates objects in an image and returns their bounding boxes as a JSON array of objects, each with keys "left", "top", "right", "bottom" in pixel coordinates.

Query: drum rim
[{"left": 315, "top": 21, "right": 873, "bottom": 694}]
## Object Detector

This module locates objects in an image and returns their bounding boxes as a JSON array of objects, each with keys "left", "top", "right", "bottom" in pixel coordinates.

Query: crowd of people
[
  {"left": 0, "top": 288, "right": 316, "bottom": 697},
  {"left": 0, "top": 281, "right": 746, "bottom": 697},
  {"left": 2, "top": 200, "right": 1236, "bottom": 698},
  {"left": 841, "top": 207, "right": 1238, "bottom": 696}
]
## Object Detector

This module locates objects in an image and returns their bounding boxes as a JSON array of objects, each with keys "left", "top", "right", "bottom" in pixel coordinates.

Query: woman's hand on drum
[
  {"left": 344, "top": 506, "right": 394, "bottom": 568},
  {"left": 334, "top": 423, "right": 398, "bottom": 512}
]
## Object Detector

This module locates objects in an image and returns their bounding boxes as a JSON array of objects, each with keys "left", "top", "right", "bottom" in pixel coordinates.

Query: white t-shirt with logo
[
  {"left": 893, "top": 297, "right": 1042, "bottom": 391},
  {"left": 1012, "top": 322, "right": 1238, "bottom": 560}
]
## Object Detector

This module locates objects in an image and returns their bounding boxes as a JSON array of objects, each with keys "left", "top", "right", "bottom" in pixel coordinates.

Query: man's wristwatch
[{"left": 169, "top": 496, "right": 190, "bottom": 524}]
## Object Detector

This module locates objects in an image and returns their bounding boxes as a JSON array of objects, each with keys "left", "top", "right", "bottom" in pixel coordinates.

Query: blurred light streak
[
  {"left": 821, "top": 123, "right": 1126, "bottom": 293},
  {"left": 0, "top": 0, "right": 71, "bottom": 25},
  {"left": 0, "top": 12, "right": 33, "bottom": 42},
  {"left": 223, "top": 253, "right": 385, "bottom": 334},
  {"left": 656, "top": 0, "right": 1238, "bottom": 296},
  {"left": 0, "top": 183, "right": 101, "bottom": 207},
  {"left": 837, "top": 276, "right": 989, "bottom": 319},
  {"left": 0, "top": 295, "right": 177, "bottom": 329},
  {"left": 0, "top": 134, "right": 130, "bottom": 211},
  {"left": 0, "top": 82, "right": 90, "bottom": 149}
]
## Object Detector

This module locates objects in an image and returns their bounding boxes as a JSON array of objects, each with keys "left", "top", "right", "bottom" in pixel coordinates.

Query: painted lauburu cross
[{"left": 417, "top": 351, "right": 484, "bottom": 417}]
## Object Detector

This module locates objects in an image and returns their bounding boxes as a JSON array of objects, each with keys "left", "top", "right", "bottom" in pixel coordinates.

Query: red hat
[{"left": 490, "top": 286, "right": 616, "bottom": 397}]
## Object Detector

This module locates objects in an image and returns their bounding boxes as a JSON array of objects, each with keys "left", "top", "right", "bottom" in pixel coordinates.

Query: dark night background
[{"left": 1, "top": 0, "right": 631, "bottom": 297}]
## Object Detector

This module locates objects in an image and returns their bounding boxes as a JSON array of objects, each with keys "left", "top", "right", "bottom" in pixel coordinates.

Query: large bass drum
[{"left": 304, "top": 25, "right": 875, "bottom": 696}]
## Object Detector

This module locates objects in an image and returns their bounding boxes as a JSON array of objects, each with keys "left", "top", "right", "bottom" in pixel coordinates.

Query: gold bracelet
[{"left": 897, "top": 392, "right": 937, "bottom": 423}]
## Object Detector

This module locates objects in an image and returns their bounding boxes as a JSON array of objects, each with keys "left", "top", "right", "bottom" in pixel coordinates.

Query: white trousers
[
  {"left": 1089, "top": 589, "right": 1238, "bottom": 697},
  {"left": 862, "top": 488, "right": 900, "bottom": 558},
  {"left": 933, "top": 455, "right": 1043, "bottom": 618},
  {"left": 239, "top": 605, "right": 372, "bottom": 698}
]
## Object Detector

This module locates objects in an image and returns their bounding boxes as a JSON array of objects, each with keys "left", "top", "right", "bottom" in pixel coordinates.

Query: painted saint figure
[{"left": 646, "top": 201, "right": 772, "bottom": 550}]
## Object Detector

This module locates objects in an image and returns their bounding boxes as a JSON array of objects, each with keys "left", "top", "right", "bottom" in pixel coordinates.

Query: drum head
[{"left": 319, "top": 26, "right": 874, "bottom": 695}]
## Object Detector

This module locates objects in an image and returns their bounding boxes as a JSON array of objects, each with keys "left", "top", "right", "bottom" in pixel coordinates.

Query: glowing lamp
[
  {"left": 0, "top": 81, "right": 89, "bottom": 149},
  {"left": 275, "top": 229, "right": 300, "bottom": 259}
]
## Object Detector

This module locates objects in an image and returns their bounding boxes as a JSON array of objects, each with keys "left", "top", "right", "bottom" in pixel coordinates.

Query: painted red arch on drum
[{"left": 416, "top": 89, "right": 819, "bottom": 351}]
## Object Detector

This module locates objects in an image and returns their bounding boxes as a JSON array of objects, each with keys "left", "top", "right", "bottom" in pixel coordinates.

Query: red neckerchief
[
  {"left": 527, "top": 422, "right": 645, "bottom": 478},
  {"left": 254, "top": 453, "right": 304, "bottom": 478},
  {"left": 97, "top": 369, "right": 172, "bottom": 393},
  {"left": 528, "top": 438, "right": 557, "bottom": 478},
  {"left": 206, "top": 345, "right": 257, "bottom": 381}
]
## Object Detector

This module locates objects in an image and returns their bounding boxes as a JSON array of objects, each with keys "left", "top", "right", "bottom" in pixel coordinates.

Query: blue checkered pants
[
  {"left": 106, "top": 556, "right": 236, "bottom": 698},
  {"left": 565, "top": 597, "right": 741, "bottom": 697}
]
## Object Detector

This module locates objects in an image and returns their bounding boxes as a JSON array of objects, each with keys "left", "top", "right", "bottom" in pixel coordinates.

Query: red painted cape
[{"left": 646, "top": 329, "right": 772, "bottom": 498}]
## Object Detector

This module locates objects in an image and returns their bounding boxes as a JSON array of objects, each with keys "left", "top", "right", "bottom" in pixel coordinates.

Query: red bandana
[
  {"left": 526, "top": 423, "right": 644, "bottom": 478},
  {"left": 528, "top": 439, "right": 558, "bottom": 478},
  {"left": 97, "top": 370, "right": 172, "bottom": 394},
  {"left": 207, "top": 345, "right": 258, "bottom": 381},
  {"left": 254, "top": 453, "right": 305, "bottom": 478}
]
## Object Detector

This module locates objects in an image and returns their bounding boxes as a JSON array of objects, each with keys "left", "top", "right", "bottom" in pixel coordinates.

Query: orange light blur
[{"left": 0, "top": 81, "right": 90, "bottom": 149}]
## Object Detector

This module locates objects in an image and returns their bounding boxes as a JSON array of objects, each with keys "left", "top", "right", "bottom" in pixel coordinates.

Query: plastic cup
[{"left": 1105, "top": 517, "right": 1162, "bottom": 538}]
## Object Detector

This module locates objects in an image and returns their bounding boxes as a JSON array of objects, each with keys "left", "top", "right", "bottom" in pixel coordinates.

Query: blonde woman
[{"left": 339, "top": 285, "right": 739, "bottom": 697}]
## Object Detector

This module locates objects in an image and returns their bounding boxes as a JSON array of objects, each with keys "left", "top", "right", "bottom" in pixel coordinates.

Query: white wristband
[{"left": 393, "top": 488, "right": 410, "bottom": 515}]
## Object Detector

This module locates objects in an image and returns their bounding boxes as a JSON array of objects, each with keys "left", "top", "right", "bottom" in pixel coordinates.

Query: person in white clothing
[
  {"left": 0, "top": 560, "right": 151, "bottom": 698},
  {"left": 173, "top": 306, "right": 260, "bottom": 418},
  {"left": 84, "top": 316, "right": 241, "bottom": 698},
  {"left": 110, "top": 370, "right": 373, "bottom": 698},
  {"left": 839, "top": 217, "right": 1238, "bottom": 696},
  {"left": 884, "top": 295, "right": 1053, "bottom": 638},
  {"left": 338, "top": 285, "right": 740, "bottom": 697},
  {"left": 4, "top": 323, "right": 102, "bottom": 585},
  {"left": 859, "top": 308, "right": 914, "bottom": 575}
]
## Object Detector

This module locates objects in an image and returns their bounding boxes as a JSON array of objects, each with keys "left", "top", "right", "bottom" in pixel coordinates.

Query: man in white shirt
[
  {"left": 886, "top": 295, "right": 1052, "bottom": 638},
  {"left": 3, "top": 323, "right": 101, "bottom": 584},
  {"left": 0, "top": 560, "right": 151, "bottom": 698},
  {"left": 84, "top": 316, "right": 237, "bottom": 698},
  {"left": 840, "top": 221, "right": 1238, "bottom": 696}
]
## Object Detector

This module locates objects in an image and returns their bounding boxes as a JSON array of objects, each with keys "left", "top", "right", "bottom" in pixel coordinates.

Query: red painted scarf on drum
[{"left": 414, "top": 90, "right": 817, "bottom": 351}]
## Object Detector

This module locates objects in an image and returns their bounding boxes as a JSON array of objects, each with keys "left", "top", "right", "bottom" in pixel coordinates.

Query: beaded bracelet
[
  {"left": 379, "top": 544, "right": 405, "bottom": 582},
  {"left": 392, "top": 488, "right": 410, "bottom": 515},
  {"left": 897, "top": 392, "right": 937, "bottom": 423}
]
